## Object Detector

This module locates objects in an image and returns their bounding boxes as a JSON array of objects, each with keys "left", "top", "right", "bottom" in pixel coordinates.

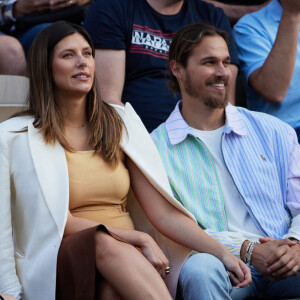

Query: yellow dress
[{"left": 66, "top": 150, "right": 135, "bottom": 230}]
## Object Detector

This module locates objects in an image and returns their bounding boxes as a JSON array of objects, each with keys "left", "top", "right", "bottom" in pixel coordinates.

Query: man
[
  {"left": 151, "top": 22, "right": 300, "bottom": 299},
  {"left": 83, "top": 0, "right": 239, "bottom": 132},
  {"left": 0, "top": 0, "right": 91, "bottom": 59},
  {"left": 234, "top": 0, "right": 300, "bottom": 143}
]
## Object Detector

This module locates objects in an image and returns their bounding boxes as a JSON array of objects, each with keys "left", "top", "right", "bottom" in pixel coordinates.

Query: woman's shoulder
[{"left": 0, "top": 116, "right": 33, "bottom": 132}]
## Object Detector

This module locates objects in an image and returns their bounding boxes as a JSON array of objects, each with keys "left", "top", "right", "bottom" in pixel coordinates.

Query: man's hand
[
  {"left": 264, "top": 240, "right": 300, "bottom": 279},
  {"left": 250, "top": 237, "right": 298, "bottom": 281},
  {"left": 281, "top": 0, "right": 300, "bottom": 19},
  {"left": 49, "top": 0, "right": 90, "bottom": 11},
  {"left": 13, "top": 0, "right": 50, "bottom": 18}
]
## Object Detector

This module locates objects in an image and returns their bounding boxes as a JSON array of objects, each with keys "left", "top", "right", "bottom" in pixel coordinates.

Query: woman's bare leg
[
  {"left": 95, "top": 231, "right": 172, "bottom": 300},
  {"left": 97, "top": 280, "right": 122, "bottom": 300}
]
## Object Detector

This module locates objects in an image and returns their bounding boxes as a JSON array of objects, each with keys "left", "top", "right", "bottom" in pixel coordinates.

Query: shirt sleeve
[
  {"left": 83, "top": 0, "right": 130, "bottom": 50},
  {"left": 282, "top": 127, "right": 300, "bottom": 241},
  {"left": 233, "top": 14, "right": 272, "bottom": 83},
  {"left": 0, "top": 132, "right": 23, "bottom": 299},
  {"left": 204, "top": 228, "right": 248, "bottom": 258}
]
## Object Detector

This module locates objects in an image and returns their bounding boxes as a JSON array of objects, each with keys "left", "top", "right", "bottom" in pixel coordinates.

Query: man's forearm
[
  {"left": 202, "top": 0, "right": 271, "bottom": 24},
  {"left": 248, "top": 2, "right": 300, "bottom": 103}
]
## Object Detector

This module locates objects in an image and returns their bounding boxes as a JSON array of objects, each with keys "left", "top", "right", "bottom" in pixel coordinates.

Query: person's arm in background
[
  {"left": 203, "top": 0, "right": 271, "bottom": 25},
  {"left": 84, "top": 0, "right": 129, "bottom": 106},
  {"left": 13, "top": 0, "right": 91, "bottom": 18},
  {"left": 235, "top": 0, "right": 300, "bottom": 104},
  {"left": 248, "top": 0, "right": 300, "bottom": 103},
  {"left": 94, "top": 49, "right": 125, "bottom": 106}
]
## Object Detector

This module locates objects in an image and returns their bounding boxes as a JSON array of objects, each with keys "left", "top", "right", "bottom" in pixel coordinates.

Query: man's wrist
[
  {"left": 288, "top": 237, "right": 300, "bottom": 246},
  {"left": 244, "top": 241, "right": 259, "bottom": 265},
  {"left": 240, "top": 240, "right": 250, "bottom": 262}
]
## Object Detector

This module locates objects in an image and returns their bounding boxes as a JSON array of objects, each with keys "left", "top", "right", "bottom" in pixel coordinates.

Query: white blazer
[{"left": 0, "top": 103, "right": 196, "bottom": 300}]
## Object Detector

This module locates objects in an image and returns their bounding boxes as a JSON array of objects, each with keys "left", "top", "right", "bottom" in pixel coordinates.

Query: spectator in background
[
  {"left": 152, "top": 22, "right": 300, "bottom": 300},
  {"left": 234, "top": 0, "right": 300, "bottom": 143},
  {"left": 0, "top": 0, "right": 91, "bottom": 56},
  {"left": 83, "top": 0, "right": 239, "bottom": 132},
  {"left": 203, "top": 0, "right": 271, "bottom": 25}
]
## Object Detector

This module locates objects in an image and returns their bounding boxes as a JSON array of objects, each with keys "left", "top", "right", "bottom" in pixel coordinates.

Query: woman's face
[{"left": 51, "top": 32, "right": 95, "bottom": 100}]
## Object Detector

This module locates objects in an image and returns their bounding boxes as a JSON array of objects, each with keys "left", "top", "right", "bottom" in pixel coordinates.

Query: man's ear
[{"left": 170, "top": 60, "right": 183, "bottom": 79}]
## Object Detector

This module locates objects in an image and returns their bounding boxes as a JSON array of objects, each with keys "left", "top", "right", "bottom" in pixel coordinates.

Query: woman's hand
[
  {"left": 0, "top": 294, "right": 17, "bottom": 300},
  {"left": 220, "top": 252, "right": 252, "bottom": 288},
  {"left": 138, "top": 233, "right": 169, "bottom": 279}
]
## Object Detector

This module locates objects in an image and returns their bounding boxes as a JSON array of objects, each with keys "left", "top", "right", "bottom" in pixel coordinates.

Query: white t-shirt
[{"left": 192, "top": 126, "right": 263, "bottom": 241}]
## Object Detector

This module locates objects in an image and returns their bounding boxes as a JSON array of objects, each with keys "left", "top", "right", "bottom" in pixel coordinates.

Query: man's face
[{"left": 180, "top": 35, "right": 231, "bottom": 109}]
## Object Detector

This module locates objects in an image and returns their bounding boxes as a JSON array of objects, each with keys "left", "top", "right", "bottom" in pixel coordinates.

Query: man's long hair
[{"left": 168, "top": 22, "right": 228, "bottom": 93}]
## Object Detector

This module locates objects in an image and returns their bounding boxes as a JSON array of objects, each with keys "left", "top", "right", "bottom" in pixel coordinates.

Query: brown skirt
[{"left": 56, "top": 225, "right": 110, "bottom": 300}]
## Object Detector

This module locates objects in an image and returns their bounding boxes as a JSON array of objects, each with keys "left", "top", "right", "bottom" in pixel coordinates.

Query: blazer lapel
[
  {"left": 119, "top": 103, "right": 196, "bottom": 221},
  {"left": 28, "top": 122, "right": 69, "bottom": 238}
]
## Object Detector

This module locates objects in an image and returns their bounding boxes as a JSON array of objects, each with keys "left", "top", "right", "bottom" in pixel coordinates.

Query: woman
[{"left": 0, "top": 21, "right": 251, "bottom": 300}]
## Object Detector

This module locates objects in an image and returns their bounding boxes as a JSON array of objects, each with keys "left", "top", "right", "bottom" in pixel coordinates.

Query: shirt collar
[{"left": 166, "top": 101, "right": 248, "bottom": 146}]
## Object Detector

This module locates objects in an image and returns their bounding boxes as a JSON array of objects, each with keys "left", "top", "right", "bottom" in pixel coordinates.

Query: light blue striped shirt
[{"left": 152, "top": 101, "right": 300, "bottom": 257}]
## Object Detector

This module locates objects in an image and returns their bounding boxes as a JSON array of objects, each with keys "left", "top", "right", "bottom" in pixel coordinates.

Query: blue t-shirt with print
[{"left": 84, "top": 0, "right": 239, "bottom": 132}]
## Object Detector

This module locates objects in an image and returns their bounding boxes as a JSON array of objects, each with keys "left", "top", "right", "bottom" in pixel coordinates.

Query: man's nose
[{"left": 215, "top": 63, "right": 229, "bottom": 77}]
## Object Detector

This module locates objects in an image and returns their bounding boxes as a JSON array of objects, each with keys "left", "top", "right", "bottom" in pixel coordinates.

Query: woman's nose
[{"left": 76, "top": 56, "right": 87, "bottom": 68}]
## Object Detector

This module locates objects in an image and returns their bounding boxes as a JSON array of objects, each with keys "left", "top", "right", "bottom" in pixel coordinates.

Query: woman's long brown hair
[{"left": 15, "top": 21, "right": 124, "bottom": 166}]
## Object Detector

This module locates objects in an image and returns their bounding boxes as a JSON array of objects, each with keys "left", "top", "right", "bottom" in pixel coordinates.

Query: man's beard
[{"left": 184, "top": 72, "right": 229, "bottom": 109}]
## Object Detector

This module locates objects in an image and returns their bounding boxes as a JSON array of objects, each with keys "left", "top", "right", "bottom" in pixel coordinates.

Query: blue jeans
[
  {"left": 231, "top": 266, "right": 300, "bottom": 299},
  {"left": 176, "top": 253, "right": 232, "bottom": 300},
  {"left": 177, "top": 254, "right": 300, "bottom": 300}
]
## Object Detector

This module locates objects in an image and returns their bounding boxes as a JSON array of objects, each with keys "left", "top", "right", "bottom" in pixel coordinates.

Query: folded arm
[{"left": 248, "top": 1, "right": 300, "bottom": 103}]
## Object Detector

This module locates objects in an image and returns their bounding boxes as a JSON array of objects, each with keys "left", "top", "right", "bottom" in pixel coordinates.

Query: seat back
[{"left": 0, "top": 75, "right": 29, "bottom": 122}]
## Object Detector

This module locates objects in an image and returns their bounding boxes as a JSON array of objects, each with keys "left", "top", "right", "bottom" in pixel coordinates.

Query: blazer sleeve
[{"left": 0, "top": 131, "right": 23, "bottom": 299}]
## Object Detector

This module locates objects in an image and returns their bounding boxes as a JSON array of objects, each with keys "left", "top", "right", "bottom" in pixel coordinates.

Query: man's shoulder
[
  {"left": 236, "top": 106, "right": 293, "bottom": 137},
  {"left": 151, "top": 122, "right": 169, "bottom": 145}
]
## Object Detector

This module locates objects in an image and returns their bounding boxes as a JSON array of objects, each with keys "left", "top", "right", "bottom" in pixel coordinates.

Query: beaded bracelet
[{"left": 244, "top": 241, "right": 259, "bottom": 265}]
